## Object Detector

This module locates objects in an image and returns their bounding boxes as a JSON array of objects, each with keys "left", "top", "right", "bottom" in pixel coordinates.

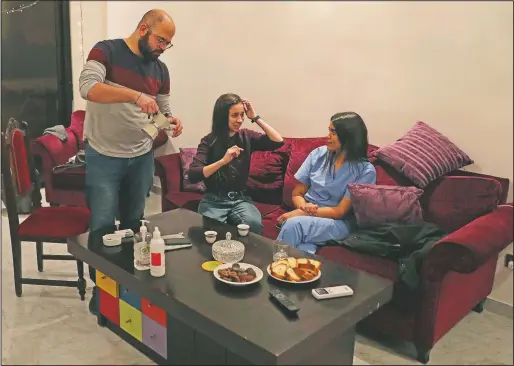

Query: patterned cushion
[
  {"left": 373, "top": 121, "right": 473, "bottom": 188},
  {"left": 348, "top": 184, "right": 424, "bottom": 228},
  {"left": 179, "top": 148, "right": 206, "bottom": 193}
]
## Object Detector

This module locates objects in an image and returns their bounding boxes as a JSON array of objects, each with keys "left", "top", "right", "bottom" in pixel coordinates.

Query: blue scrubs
[{"left": 277, "top": 146, "right": 376, "bottom": 254}]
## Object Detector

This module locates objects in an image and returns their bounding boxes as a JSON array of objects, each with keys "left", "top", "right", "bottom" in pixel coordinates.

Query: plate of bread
[{"left": 267, "top": 257, "right": 322, "bottom": 283}]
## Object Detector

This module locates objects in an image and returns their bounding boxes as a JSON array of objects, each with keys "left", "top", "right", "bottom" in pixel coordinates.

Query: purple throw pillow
[
  {"left": 373, "top": 121, "right": 473, "bottom": 189},
  {"left": 348, "top": 184, "right": 424, "bottom": 228},
  {"left": 179, "top": 148, "right": 206, "bottom": 193}
]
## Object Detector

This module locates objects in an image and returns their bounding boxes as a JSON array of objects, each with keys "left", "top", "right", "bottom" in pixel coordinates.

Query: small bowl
[
  {"left": 205, "top": 231, "right": 217, "bottom": 244},
  {"left": 237, "top": 224, "right": 250, "bottom": 237}
]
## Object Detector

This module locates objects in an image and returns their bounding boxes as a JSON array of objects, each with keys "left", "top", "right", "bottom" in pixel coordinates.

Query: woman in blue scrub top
[{"left": 276, "top": 112, "right": 376, "bottom": 254}]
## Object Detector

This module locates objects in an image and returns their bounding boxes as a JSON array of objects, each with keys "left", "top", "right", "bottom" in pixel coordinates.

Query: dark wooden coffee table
[{"left": 67, "top": 209, "right": 393, "bottom": 365}]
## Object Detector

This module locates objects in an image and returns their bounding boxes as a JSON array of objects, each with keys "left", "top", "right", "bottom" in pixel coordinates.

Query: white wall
[
  {"left": 70, "top": 1, "right": 513, "bottom": 200},
  {"left": 69, "top": 1, "right": 107, "bottom": 112}
]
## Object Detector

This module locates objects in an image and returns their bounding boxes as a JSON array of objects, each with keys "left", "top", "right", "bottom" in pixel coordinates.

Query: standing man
[{"left": 79, "top": 9, "right": 183, "bottom": 314}]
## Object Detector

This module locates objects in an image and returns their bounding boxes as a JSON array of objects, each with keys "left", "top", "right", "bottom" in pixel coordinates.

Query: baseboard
[
  {"left": 151, "top": 184, "right": 162, "bottom": 195},
  {"left": 485, "top": 297, "right": 513, "bottom": 319}
]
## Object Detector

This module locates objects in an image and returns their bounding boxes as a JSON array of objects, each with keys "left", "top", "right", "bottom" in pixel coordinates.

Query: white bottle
[
  {"left": 150, "top": 226, "right": 166, "bottom": 277},
  {"left": 134, "top": 220, "right": 151, "bottom": 271}
]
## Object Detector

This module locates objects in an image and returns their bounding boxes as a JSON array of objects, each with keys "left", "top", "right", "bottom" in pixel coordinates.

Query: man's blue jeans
[{"left": 85, "top": 144, "right": 154, "bottom": 283}]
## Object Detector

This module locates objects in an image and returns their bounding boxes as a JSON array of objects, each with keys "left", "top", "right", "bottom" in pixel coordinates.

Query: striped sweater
[{"left": 79, "top": 39, "right": 172, "bottom": 158}]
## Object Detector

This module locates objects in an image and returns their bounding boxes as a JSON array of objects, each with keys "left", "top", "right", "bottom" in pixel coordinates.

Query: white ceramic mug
[
  {"left": 237, "top": 224, "right": 250, "bottom": 237},
  {"left": 204, "top": 231, "right": 217, "bottom": 244}
]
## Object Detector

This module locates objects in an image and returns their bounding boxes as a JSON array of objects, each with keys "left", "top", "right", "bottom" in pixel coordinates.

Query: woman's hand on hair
[
  {"left": 241, "top": 99, "right": 257, "bottom": 120},
  {"left": 221, "top": 145, "right": 244, "bottom": 165},
  {"left": 300, "top": 203, "right": 318, "bottom": 216}
]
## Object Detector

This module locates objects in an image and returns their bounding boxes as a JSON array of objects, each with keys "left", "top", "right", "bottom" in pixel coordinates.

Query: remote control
[
  {"left": 269, "top": 289, "right": 300, "bottom": 313},
  {"left": 312, "top": 285, "right": 354, "bottom": 300}
]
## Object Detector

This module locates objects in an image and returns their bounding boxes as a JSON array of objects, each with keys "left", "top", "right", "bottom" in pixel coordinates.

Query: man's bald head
[{"left": 137, "top": 9, "right": 174, "bottom": 30}]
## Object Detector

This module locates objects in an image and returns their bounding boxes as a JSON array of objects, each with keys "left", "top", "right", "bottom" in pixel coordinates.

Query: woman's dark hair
[
  {"left": 211, "top": 93, "right": 242, "bottom": 138},
  {"left": 209, "top": 93, "right": 243, "bottom": 181},
  {"left": 324, "top": 111, "right": 369, "bottom": 171}
]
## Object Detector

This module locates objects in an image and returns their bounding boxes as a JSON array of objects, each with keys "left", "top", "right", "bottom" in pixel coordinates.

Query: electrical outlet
[{"left": 504, "top": 254, "right": 513, "bottom": 268}]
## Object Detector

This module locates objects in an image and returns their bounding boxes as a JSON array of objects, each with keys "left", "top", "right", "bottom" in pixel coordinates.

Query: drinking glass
[{"left": 273, "top": 240, "right": 289, "bottom": 261}]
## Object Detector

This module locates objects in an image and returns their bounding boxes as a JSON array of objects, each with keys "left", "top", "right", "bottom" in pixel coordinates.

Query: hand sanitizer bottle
[
  {"left": 150, "top": 226, "right": 166, "bottom": 277},
  {"left": 134, "top": 220, "right": 151, "bottom": 271}
]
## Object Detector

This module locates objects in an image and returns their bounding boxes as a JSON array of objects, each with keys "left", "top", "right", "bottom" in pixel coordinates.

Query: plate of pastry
[{"left": 267, "top": 257, "right": 322, "bottom": 284}]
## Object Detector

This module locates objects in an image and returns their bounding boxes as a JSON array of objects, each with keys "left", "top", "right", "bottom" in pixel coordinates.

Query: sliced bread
[
  {"left": 286, "top": 268, "right": 302, "bottom": 282},
  {"left": 286, "top": 257, "right": 297, "bottom": 268},
  {"left": 271, "top": 263, "right": 288, "bottom": 280}
]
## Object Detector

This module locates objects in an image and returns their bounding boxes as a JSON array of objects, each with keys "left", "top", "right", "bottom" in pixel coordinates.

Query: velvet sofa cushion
[
  {"left": 373, "top": 121, "right": 473, "bottom": 189},
  {"left": 179, "top": 148, "right": 207, "bottom": 193},
  {"left": 420, "top": 175, "right": 502, "bottom": 232},
  {"left": 348, "top": 184, "right": 424, "bottom": 228},
  {"left": 246, "top": 148, "right": 290, "bottom": 205}
]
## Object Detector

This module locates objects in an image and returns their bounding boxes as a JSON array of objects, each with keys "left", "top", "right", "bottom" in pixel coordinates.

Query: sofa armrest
[
  {"left": 31, "top": 131, "right": 79, "bottom": 168},
  {"left": 422, "top": 204, "right": 514, "bottom": 281},
  {"left": 154, "top": 153, "right": 182, "bottom": 197}
]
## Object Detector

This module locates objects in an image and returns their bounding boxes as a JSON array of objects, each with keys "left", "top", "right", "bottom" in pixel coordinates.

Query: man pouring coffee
[{"left": 79, "top": 9, "right": 183, "bottom": 314}]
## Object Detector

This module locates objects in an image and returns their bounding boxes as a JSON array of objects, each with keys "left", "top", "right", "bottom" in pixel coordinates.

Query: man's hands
[
  {"left": 221, "top": 145, "right": 244, "bottom": 165},
  {"left": 167, "top": 116, "right": 183, "bottom": 138},
  {"left": 242, "top": 99, "right": 257, "bottom": 120},
  {"left": 136, "top": 93, "right": 159, "bottom": 115}
]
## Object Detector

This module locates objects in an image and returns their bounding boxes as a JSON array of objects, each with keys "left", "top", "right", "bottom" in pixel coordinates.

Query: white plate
[
  {"left": 267, "top": 265, "right": 321, "bottom": 284},
  {"left": 214, "top": 263, "right": 264, "bottom": 286}
]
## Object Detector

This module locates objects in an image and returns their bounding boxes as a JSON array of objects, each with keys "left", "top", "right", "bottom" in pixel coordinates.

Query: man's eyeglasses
[{"left": 154, "top": 35, "right": 173, "bottom": 49}]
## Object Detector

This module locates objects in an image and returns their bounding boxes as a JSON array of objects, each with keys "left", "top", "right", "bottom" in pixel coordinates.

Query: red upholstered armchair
[
  {"left": 154, "top": 137, "right": 513, "bottom": 363},
  {"left": 30, "top": 110, "right": 169, "bottom": 207},
  {"left": 1, "top": 118, "right": 90, "bottom": 299}
]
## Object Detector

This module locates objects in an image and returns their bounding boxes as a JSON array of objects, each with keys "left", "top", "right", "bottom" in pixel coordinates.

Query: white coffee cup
[
  {"left": 237, "top": 224, "right": 250, "bottom": 237},
  {"left": 204, "top": 231, "right": 217, "bottom": 244}
]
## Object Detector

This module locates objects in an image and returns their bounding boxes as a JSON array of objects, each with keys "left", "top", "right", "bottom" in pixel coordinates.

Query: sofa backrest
[
  {"left": 175, "top": 136, "right": 508, "bottom": 233},
  {"left": 419, "top": 175, "right": 504, "bottom": 232},
  {"left": 280, "top": 137, "right": 329, "bottom": 208}
]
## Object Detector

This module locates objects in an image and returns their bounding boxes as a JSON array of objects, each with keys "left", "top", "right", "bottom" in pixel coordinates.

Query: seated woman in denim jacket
[
  {"left": 276, "top": 112, "right": 376, "bottom": 254},
  {"left": 188, "top": 93, "right": 284, "bottom": 234}
]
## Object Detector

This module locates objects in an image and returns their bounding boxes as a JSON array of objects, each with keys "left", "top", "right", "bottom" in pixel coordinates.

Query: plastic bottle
[
  {"left": 134, "top": 220, "right": 151, "bottom": 271},
  {"left": 150, "top": 226, "right": 166, "bottom": 277}
]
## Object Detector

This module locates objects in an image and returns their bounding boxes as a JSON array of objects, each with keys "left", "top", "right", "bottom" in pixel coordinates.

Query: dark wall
[{"left": 1, "top": 0, "right": 72, "bottom": 139}]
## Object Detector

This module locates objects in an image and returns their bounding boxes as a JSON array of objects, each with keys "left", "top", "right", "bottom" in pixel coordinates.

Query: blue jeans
[
  {"left": 198, "top": 193, "right": 263, "bottom": 235},
  {"left": 85, "top": 144, "right": 154, "bottom": 282}
]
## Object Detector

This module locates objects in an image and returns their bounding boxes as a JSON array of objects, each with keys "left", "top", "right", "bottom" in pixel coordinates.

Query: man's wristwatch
[{"left": 250, "top": 115, "right": 260, "bottom": 123}]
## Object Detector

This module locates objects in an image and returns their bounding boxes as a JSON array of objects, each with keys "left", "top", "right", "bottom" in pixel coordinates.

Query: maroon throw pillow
[
  {"left": 348, "top": 184, "right": 424, "bottom": 228},
  {"left": 373, "top": 121, "right": 473, "bottom": 189},
  {"left": 179, "top": 148, "right": 206, "bottom": 193}
]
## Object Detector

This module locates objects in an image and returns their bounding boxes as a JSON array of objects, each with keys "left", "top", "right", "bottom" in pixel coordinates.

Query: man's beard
[{"left": 138, "top": 33, "right": 162, "bottom": 62}]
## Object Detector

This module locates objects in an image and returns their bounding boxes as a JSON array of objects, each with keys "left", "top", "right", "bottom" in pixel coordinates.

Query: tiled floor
[{"left": 1, "top": 192, "right": 512, "bottom": 365}]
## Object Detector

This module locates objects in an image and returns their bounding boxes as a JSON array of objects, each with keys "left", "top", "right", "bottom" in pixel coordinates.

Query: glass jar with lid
[{"left": 211, "top": 232, "right": 245, "bottom": 263}]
